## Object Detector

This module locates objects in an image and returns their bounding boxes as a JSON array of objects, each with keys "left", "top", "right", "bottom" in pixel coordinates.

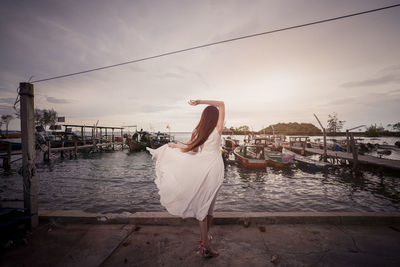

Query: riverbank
[{"left": 2, "top": 212, "right": 400, "bottom": 266}]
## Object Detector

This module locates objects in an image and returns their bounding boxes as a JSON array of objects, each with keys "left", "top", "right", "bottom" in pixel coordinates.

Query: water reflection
[{"left": 1, "top": 149, "right": 399, "bottom": 213}]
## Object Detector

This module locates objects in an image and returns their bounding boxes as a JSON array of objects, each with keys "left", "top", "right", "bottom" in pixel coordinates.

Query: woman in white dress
[{"left": 147, "top": 99, "right": 225, "bottom": 257}]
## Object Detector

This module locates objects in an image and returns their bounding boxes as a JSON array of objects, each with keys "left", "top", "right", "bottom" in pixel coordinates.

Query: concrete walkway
[{"left": 1, "top": 212, "right": 400, "bottom": 266}]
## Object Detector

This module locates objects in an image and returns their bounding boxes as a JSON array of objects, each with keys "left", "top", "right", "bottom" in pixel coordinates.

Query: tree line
[{"left": 227, "top": 112, "right": 400, "bottom": 136}]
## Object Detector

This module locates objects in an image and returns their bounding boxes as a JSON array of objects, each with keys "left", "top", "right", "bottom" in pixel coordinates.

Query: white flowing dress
[{"left": 147, "top": 128, "right": 224, "bottom": 221}]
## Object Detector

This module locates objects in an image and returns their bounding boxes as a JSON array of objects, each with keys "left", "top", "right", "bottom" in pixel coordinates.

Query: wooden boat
[
  {"left": 265, "top": 150, "right": 293, "bottom": 168},
  {"left": 233, "top": 145, "right": 267, "bottom": 168},
  {"left": 124, "top": 131, "right": 151, "bottom": 151},
  {"left": 283, "top": 148, "right": 330, "bottom": 171}
]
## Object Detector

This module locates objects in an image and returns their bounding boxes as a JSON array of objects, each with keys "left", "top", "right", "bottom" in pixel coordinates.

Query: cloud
[
  {"left": 342, "top": 65, "right": 400, "bottom": 88},
  {"left": 46, "top": 96, "right": 72, "bottom": 104}
]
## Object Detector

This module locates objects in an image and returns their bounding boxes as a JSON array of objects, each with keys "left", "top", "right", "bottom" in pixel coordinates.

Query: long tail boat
[
  {"left": 265, "top": 150, "right": 294, "bottom": 168},
  {"left": 233, "top": 145, "right": 267, "bottom": 168},
  {"left": 124, "top": 131, "right": 151, "bottom": 152}
]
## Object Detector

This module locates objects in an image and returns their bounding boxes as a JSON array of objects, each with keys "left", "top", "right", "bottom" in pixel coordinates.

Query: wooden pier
[
  {"left": 42, "top": 124, "right": 125, "bottom": 161},
  {"left": 283, "top": 145, "right": 400, "bottom": 172}
]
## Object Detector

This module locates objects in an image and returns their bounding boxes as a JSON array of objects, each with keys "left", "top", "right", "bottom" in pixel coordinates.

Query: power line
[{"left": 31, "top": 3, "right": 400, "bottom": 84}]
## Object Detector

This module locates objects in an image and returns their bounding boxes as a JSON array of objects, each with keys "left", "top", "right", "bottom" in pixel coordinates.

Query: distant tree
[
  {"left": 365, "top": 124, "right": 386, "bottom": 137},
  {"left": 237, "top": 125, "right": 250, "bottom": 134},
  {"left": 327, "top": 113, "right": 345, "bottom": 133},
  {"left": 228, "top": 125, "right": 250, "bottom": 135},
  {"left": 34, "top": 108, "right": 57, "bottom": 130},
  {"left": 1, "top": 114, "right": 14, "bottom": 135}
]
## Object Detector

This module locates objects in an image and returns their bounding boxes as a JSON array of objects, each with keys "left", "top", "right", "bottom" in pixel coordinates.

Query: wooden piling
[
  {"left": 4, "top": 142, "right": 12, "bottom": 170},
  {"left": 74, "top": 140, "right": 78, "bottom": 158},
  {"left": 350, "top": 133, "right": 358, "bottom": 171},
  {"left": 60, "top": 141, "right": 65, "bottom": 158},
  {"left": 19, "top": 82, "right": 38, "bottom": 229}
]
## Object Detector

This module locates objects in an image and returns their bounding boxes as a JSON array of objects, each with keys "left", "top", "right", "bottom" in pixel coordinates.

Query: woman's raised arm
[{"left": 188, "top": 100, "right": 225, "bottom": 135}]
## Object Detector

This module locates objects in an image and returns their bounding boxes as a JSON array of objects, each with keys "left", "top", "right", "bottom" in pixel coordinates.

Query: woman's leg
[
  {"left": 198, "top": 217, "right": 209, "bottom": 247},
  {"left": 207, "top": 215, "right": 213, "bottom": 238}
]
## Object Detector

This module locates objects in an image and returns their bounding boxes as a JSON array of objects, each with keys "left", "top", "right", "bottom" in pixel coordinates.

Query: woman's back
[{"left": 200, "top": 128, "right": 221, "bottom": 153}]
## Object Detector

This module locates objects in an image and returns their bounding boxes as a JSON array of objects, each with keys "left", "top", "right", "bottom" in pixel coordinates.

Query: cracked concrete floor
[
  {"left": 102, "top": 224, "right": 400, "bottom": 267},
  {"left": 2, "top": 223, "right": 400, "bottom": 266}
]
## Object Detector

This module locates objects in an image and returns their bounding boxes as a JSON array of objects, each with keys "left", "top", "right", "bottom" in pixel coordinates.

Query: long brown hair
[{"left": 182, "top": 105, "right": 219, "bottom": 152}]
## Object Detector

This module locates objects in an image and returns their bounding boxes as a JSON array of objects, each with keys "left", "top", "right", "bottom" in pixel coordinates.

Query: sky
[{"left": 0, "top": 0, "right": 399, "bottom": 132}]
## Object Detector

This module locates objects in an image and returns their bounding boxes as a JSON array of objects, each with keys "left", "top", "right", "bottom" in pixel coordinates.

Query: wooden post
[
  {"left": 93, "top": 138, "right": 97, "bottom": 152},
  {"left": 350, "top": 133, "right": 358, "bottom": 171},
  {"left": 346, "top": 130, "right": 350, "bottom": 153},
  {"left": 44, "top": 140, "right": 51, "bottom": 162},
  {"left": 322, "top": 128, "right": 327, "bottom": 162},
  {"left": 112, "top": 128, "right": 115, "bottom": 150},
  {"left": 60, "top": 141, "right": 65, "bottom": 158},
  {"left": 3, "top": 142, "right": 12, "bottom": 170},
  {"left": 81, "top": 126, "right": 85, "bottom": 145},
  {"left": 74, "top": 140, "right": 78, "bottom": 158},
  {"left": 19, "top": 82, "right": 38, "bottom": 229}
]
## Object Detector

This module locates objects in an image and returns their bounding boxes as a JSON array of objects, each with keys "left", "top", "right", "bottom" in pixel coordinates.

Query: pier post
[
  {"left": 346, "top": 130, "right": 350, "bottom": 152},
  {"left": 74, "top": 140, "right": 78, "bottom": 158},
  {"left": 81, "top": 126, "right": 85, "bottom": 145},
  {"left": 60, "top": 141, "right": 64, "bottom": 158},
  {"left": 44, "top": 140, "right": 51, "bottom": 162},
  {"left": 112, "top": 128, "right": 115, "bottom": 150},
  {"left": 350, "top": 133, "right": 358, "bottom": 170},
  {"left": 3, "top": 142, "right": 12, "bottom": 170},
  {"left": 121, "top": 129, "right": 123, "bottom": 150},
  {"left": 19, "top": 82, "right": 38, "bottom": 229}
]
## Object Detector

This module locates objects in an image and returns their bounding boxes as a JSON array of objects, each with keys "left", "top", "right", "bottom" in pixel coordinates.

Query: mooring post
[
  {"left": 19, "top": 82, "right": 38, "bottom": 229},
  {"left": 60, "top": 141, "right": 65, "bottom": 158},
  {"left": 346, "top": 130, "right": 350, "bottom": 153},
  {"left": 81, "top": 126, "right": 85, "bottom": 145},
  {"left": 74, "top": 140, "right": 78, "bottom": 158},
  {"left": 112, "top": 128, "right": 115, "bottom": 150},
  {"left": 350, "top": 133, "right": 358, "bottom": 170}
]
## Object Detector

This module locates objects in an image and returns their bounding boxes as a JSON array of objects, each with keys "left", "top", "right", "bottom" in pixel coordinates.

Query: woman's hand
[
  {"left": 168, "top": 142, "right": 178, "bottom": 148},
  {"left": 188, "top": 100, "right": 200, "bottom": 106}
]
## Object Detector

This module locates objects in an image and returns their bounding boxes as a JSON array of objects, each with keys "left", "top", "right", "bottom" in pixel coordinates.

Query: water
[{"left": 1, "top": 134, "right": 399, "bottom": 214}]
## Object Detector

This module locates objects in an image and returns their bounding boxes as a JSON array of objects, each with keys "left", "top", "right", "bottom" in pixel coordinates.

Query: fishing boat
[
  {"left": 265, "top": 150, "right": 294, "bottom": 168},
  {"left": 233, "top": 145, "right": 267, "bottom": 168},
  {"left": 222, "top": 137, "right": 239, "bottom": 164},
  {"left": 283, "top": 148, "right": 330, "bottom": 171},
  {"left": 124, "top": 131, "right": 151, "bottom": 152}
]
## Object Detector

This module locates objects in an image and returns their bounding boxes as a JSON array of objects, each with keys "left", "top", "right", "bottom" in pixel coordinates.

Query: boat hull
[{"left": 234, "top": 149, "right": 267, "bottom": 168}]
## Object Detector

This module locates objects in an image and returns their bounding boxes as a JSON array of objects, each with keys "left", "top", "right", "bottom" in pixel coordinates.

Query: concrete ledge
[{"left": 39, "top": 210, "right": 400, "bottom": 225}]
